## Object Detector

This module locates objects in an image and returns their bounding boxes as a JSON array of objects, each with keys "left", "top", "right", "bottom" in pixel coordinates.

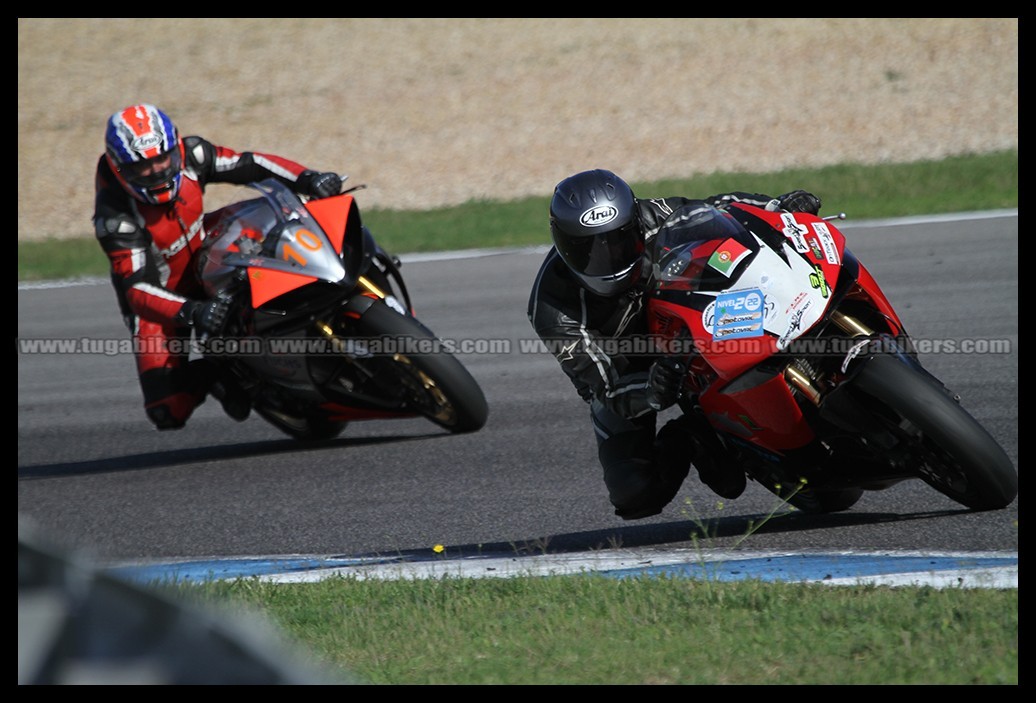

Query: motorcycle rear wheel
[
  {"left": 851, "top": 354, "right": 1017, "bottom": 510},
  {"left": 352, "top": 301, "right": 489, "bottom": 434}
]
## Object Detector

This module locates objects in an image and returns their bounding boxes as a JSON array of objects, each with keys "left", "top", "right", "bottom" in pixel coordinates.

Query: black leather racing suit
[{"left": 527, "top": 191, "right": 779, "bottom": 519}]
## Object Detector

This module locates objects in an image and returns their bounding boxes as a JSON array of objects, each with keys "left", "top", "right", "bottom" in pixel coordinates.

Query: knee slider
[
  {"left": 146, "top": 404, "right": 186, "bottom": 430},
  {"left": 144, "top": 391, "right": 204, "bottom": 430}
]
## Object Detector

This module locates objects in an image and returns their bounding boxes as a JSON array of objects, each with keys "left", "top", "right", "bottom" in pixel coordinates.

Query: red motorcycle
[
  {"left": 647, "top": 202, "right": 1017, "bottom": 512},
  {"left": 196, "top": 178, "right": 488, "bottom": 441}
]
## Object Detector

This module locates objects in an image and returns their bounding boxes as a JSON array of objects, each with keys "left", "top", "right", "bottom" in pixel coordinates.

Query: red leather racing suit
[{"left": 92, "top": 135, "right": 322, "bottom": 429}]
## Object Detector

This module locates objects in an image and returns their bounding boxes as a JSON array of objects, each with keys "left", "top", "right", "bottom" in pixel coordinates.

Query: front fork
[
  {"left": 783, "top": 310, "right": 874, "bottom": 407},
  {"left": 788, "top": 312, "right": 933, "bottom": 454}
]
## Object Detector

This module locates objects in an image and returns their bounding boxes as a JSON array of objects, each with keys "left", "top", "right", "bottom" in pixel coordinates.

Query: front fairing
[
  {"left": 648, "top": 205, "right": 841, "bottom": 380},
  {"left": 199, "top": 179, "right": 354, "bottom": 307}
]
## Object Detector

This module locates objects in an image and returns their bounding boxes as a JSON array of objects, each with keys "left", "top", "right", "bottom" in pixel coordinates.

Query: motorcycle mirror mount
[{"left": 823, "top": 212, "right": 847, "bottom": 221}]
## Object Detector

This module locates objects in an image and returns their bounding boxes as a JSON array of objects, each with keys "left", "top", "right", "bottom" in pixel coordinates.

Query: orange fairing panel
[
  {"left": 248, "top": 267, "right": 318, "bottom": 308},
  {"left": 306, "top": 193, "right": 354, "bottom": 254}
]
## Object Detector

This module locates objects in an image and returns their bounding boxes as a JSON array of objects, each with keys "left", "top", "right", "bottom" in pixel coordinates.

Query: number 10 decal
[{"left": 281, "top": 228, "right": 323, "bottom": 267}]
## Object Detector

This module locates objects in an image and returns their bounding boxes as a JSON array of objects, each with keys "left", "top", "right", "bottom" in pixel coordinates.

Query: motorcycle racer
[
  {"left": 93, "top": 103, "right": 344, "bottom": 430},
  {"left": 527, "top": 168, "right": 822, "bottom": 520}
]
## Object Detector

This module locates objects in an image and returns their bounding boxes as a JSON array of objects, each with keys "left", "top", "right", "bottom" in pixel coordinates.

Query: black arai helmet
[{"left": 549, "top": 169, "right": 644, "bottom": 296}]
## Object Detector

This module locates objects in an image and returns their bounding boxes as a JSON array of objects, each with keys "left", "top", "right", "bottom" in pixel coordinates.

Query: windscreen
[{"left": 652, "top": 204, "right": 758, "bottom": 293}]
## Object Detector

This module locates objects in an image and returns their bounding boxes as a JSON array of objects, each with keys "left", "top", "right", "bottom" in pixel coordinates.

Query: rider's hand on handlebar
[
  {"left": 299, "top": 170, "right": 343, "bottom": 199},
  {"left": 776, "top": 190, "right": 822, "bottom": 215},
  {"left": 176, "top": 298, "right": 230, "bottom": 338},
  {"left": 647, "top": 357, "right": 686, "bottom": 411}
]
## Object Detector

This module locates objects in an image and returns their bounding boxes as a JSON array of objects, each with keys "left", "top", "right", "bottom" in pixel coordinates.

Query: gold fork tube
[
  {"left": 357, "top": 276, "right": 386, "bottom": 299},
  {"left": 829, "top": 309, "right": 873, "bottom": 337}
]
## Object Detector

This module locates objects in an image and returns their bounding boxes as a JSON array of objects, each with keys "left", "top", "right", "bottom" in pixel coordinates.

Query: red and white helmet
[{"left": 104, "top": 104, "right": 185, "bottom": 205}]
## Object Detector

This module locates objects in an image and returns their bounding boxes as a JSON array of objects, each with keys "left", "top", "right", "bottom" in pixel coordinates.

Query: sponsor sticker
[
  {"left": 810, "top": 222, "right": 841, "bottom": 264},
  {"left": 780, "top": 213, "right": 810, "bottom": 253},
  {"left": 713, "top": 288, "right": 765, "bottom": 339}
]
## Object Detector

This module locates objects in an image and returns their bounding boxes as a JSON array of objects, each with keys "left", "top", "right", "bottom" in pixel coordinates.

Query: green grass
[
  {"left": 17, "top": 150, "right": 1018, "bottom": 282},
  {"left": 166, "top": 474, "right": 1018, "bottom": 685},
  {"left": 172, "top": 572, "right": 1018, "bottom": 685}
]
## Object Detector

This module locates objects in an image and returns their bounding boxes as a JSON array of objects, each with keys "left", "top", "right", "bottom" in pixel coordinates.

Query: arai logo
[
  {"left": 131, "top": 133, "right": 163, "bottom": 151},
  {"left": 580, "top": 206, "right": 618, "bottom": 227}
]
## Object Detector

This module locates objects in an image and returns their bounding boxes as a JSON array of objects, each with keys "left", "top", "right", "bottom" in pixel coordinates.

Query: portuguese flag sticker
[{"left": 707, "top": 238, "right": 752, "bottom": 277}]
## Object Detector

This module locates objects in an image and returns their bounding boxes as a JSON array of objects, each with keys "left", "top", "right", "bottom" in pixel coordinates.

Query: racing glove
[
  {"left": 776, "top": 190, "right": 822, "bottom": 215},
  {"left": 298, "top": 170, "right": 343, "bottom": 199},
  {"left": 646, "top": 357, "right": 686, "bottom": 411},
  {"left": 175, "top": 298, "right": 230, "bottom": 337}
]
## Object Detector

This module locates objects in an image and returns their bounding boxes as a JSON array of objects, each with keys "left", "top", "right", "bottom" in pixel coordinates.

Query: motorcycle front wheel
[
  {"left": 850, "top": 354, "right": 1017, "bottom": 510},
  {"left": 350, "top": 300, "right": 489, "bottom": 434}
]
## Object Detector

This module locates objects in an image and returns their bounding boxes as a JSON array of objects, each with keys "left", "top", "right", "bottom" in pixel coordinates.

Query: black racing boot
[
  {"left": 187, "top": 358, "right": 251, "bottom": 422},
  {"left": 691, "top": 440, "right": 747, "bottom": 499},
  {"left": 209, "top": 372, "right": 252, "bottom": 422},
  {"left": 663, "top": 413, "right": 746, "bottom": 500}
]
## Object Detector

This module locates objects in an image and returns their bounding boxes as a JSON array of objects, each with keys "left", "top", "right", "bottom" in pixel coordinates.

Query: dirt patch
[{"left": 17, "top": 18, "right": 1017, "bottom": 242}]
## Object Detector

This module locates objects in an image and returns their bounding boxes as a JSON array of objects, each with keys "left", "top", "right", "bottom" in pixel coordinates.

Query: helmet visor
[
  {"left": 558, "top": 219, "right": 644, "bottom": 278},
  {"left": 117, "top": 147, "right": 182, "bottom": 188}
]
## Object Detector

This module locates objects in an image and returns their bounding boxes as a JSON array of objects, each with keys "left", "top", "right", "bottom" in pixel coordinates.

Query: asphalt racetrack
[{"left": 18, "top": 211, "right": 1019, "bottom": 587}]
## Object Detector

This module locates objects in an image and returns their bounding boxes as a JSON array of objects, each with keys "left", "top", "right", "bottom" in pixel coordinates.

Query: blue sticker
[{"left": 713, "top": 288, "right": 765, "bottom": 340}]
